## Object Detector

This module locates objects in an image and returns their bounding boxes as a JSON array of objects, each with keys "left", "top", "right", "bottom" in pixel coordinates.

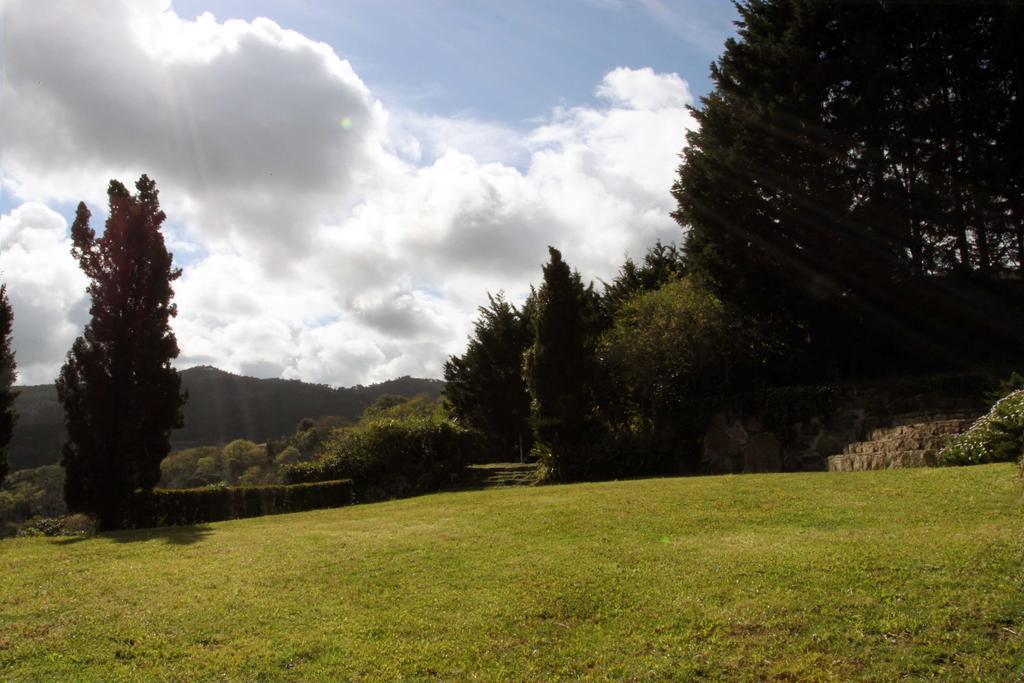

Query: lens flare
[{"left": 341, "top": 117, "right": 353, "bottom": 129}]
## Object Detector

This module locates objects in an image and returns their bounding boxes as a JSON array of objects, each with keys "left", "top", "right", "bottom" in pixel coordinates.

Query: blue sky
[
  {"left": 2, "top": 0, "right": 741, "bottom": 385},
  {"left": 172, "top": 0, "right": 738, "bottom": 122}
]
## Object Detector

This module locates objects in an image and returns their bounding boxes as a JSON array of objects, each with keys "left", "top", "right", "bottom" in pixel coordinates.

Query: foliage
[
  {"left": 169, "top": 369, "right": 438, "bottom": 460},
  {"left": 601, "top": 240, "right": 687, "bottom": 318},
  {"left": 16, "top": 514, "right": 96, "bottom": 539},
  {"left": 160, "top": 440, "right": 277, "bottom": 488},
  {"left": 602, "top": 279, "right": 731, "bottom": 426},
  {"left": 673, "top": 1, "right": 1024, "bottom": 382},
  {"left": 988, "top": 371, "right": 1024, "bottom": 403},
  {"left": 160, "top": 446, "right": 225, "bottom": 488},
  {"left": 57, "top": 176, "right": 186, "bottom": 529},
  {"left": 2, "top": 465, "right": 1021, "bottom": 679},
  {"left": 0, "top": 465, "right": 66, "bottom": 538},
  {"left": 6, "top": 369, "right": 438, "bottom": 474},
  {"left": 524, "top": 247, "right": 604, "bottom": 481},
  {"left": 273, "top": 446, "right": 304, "bottom": 468},
  {"left": 129, "top": 480, "right": 354, "bottom": 528},
  {"left": 444, "top": 292, "right": 533, "bottom": 462},
  {"left": 282, "top": 416, "right": 482, "bottom": 502},
  {"left": 0, "top": 284, "right": 15, "bottom": 488},
  {"left": 363, "top": 394, "right": 447, "bottom": 424},
  {"left": 361, "top": 394, "right": 409, "bottom": 418},
  {"left": 222, "top": 439, "right": 271, "bottom": 484},
  {"left": 941, "top": 390, "right": 1024, "bottom": 466},
  {"left": 598, "top": 278, "right": 747, "bottom": 473}
]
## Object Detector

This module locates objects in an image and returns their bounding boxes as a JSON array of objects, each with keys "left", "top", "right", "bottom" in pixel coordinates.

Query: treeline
[
  {"left": 679, "top": 0, "right": 1024, "bottom": 380},
  {"left": 445, "top": 245, "right": 737, "bottom": 480},
  {"left": 162, "top": 392, "right": 485, "bottom": 505},
  {"left": 444, "top": 1, "right": 1024, "bottom": 482},
  {"left": 4, "top": 367, "right": 443, "bottom": 473}
]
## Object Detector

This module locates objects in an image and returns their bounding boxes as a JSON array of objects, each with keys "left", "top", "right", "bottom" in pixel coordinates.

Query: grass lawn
[{"left": 1, "top": 464, "right": 1022, "bottom": 680}]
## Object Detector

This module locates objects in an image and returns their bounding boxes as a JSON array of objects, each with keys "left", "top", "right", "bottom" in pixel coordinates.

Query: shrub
[
  {"left": 274, "top": 446, "right": 304, "bottom": 467},
  {"left": 16, "top": 516, "right": 69, "bottom": 537},
  {"left": 0, "top": 465, "right": 67, "bottom": 537},
  {"left": 160, "top": 447, "right": 223, "bottom": 488},
  {"left": 941, "top": 390, "right": 1024, "bottom": 466},
  {"left": 129, "top": 479, "right": 354, "bottom": 528},
  {"left": 15, "top": 513, "right": 96, "bottom": 538},
  {"left": 62, "top": 513, "right": 98, "bottom": 537},
  {"left": 160, "top": 441, "right": 277, "bottom": 489},
  {"left": 283, "top": 418, "right": 484, "bottom": 501}
]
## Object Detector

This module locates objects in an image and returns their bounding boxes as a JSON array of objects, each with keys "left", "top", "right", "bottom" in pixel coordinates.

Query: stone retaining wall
[{"left": 700, "top": 371, "right": 996, "bottom": 473}]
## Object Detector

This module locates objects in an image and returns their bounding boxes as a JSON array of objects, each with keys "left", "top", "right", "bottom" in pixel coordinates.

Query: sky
[{"left": 0, "top": 0, "right": 739, "bottom": 387}]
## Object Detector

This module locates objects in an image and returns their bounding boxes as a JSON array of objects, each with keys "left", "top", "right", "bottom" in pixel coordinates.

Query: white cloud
[
  {"left": 0, "top": 204, "right": 89, "bottom": 384},
  {"left": 0, "top": 0, "right": 697, "bottom": 387},
  {"left": 596, "top": 66, "right": 694, "bottom": 110}
]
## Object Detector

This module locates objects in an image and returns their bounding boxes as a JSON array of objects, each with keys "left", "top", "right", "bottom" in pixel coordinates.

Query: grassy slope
[{"left": 1, "top": 465, "right": 1022, "bottom": 681}]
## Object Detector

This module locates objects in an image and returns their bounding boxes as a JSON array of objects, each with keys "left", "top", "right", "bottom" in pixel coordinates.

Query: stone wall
[{"left": 700, "top": 371, "right": 998, "bottom": 473}]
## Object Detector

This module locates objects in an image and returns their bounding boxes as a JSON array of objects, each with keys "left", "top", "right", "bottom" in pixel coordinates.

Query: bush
[
  {"left": 941, "top": 390, "right": 1024, "bottom": 466},
  {"left": 15, "top": 513, "right": 96, "bottom": 538},
  {"left": 129, "top": 479, "right": 354, "bottom": 528},
  {"left": 160, "top": 447, "right": 223, "bottom": 488},
  {"left": 283, "top": 418, "right": 484, "bottom": 501},
  {"left": 0, "top": 465, "right": 67, "bottom": 537},
  {"left": 160, "top": 441, "right": 277, "bottom": 489},
  {"left": 16, "top": 516, "right": 69, "bottom": 537}
]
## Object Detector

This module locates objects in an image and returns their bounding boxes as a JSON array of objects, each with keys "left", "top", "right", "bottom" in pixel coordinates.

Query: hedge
[{"left": 129, "top": 479, "right": 354, "bottom": 528}]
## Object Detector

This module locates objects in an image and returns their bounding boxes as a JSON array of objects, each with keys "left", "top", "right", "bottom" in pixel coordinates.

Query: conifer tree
[
  {"left": 673, "top": 1, "right": 1024, "bottom": 380},
  {"left": 523, "top": 247, "right": 600, "bottom": 480},
  {"left": 57, "top": 176, "right": 185, "bottom": 529},
  {"left": 0, "top": 284, "right": 16, "bottom": 488},
  {"left": 444, "top": 292, "right": 533, "bottom": 462}
]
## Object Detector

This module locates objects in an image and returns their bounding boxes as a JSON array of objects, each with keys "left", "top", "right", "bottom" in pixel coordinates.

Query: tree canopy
[
  {"left": 444, "top": 292, "right": 533, "bottom": 462},
  {"left": 0, "top": 285, "right": 16, "bottom": 488},
  {"left": 57, "top": 176, "right": 186, "bottom": 529},
  {"left": 523, "top": 247, "right": 604, "bottom": 479},
  {"left": 673, "top": 0, "right": 1024, "bottom": 381}
]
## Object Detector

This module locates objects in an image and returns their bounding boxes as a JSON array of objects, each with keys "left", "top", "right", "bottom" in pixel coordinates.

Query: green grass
[{"left": 2, "top": 464, "right": 1022, "bottom": 681}]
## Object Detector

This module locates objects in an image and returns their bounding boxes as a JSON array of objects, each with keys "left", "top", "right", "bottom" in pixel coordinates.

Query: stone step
[
  {"left": 888, "top": 411, "right": 976, "bottom": 428},
  {"left": 828, "top": 449, "right": 938, "bottom": 472},
  {"left": 868, "top": 419, "right": 971, "bottom": 442},
  {"left": 843, "top": 435, "right": 956, "bottom": 455}
]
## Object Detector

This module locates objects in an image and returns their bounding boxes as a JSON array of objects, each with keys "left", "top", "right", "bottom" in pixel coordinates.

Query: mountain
[{"left": 7, "top": 366, "right": 444, "bottom": 472}]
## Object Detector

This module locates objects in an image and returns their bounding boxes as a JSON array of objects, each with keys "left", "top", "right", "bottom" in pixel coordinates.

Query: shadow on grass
[
  {"left": 50, "top": 524, "right": 214, "bottom": 546},
  {"left": 110, "top": 524, "right": 214, "bottom": 545}
]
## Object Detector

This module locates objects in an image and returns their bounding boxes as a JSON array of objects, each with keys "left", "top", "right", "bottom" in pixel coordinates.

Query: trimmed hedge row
[{"left": 130, "top": 479, "right": 354, "bottom": 528}]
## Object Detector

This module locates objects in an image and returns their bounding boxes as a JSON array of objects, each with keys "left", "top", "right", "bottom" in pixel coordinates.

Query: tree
[
  {"left": 0, "top": 284, "right": 16, "bottom": 488},
  {"left": 601, "top": 241, "right": 687, "bottom": 318},
  {"left": 673, "top": 1, "right": 1024, "bottom": 381},
  {"left": 602, "top": 278, "right": 732, "bottom": 432},
  {"left": 523, "top": 247, "right": 601, "bottom": 480},
  {"left": 444, "top": 292, "right": 533, "bottom": 462},
  {"left": 57, "top": 176, "right": 185, "bottom": 529}
]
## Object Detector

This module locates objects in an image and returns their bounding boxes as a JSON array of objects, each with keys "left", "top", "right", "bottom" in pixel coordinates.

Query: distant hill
[{"left": 7, "top": 366, "right": 444, "bottom": 472}]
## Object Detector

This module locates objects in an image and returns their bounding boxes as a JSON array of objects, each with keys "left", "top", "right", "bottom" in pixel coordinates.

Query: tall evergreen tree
[
  {"left": 673, "top": 1, "right": 1024, "bottom": 381},
  {"left": 57, "top": 176, "right": 186, "bottom": 529},
  {"left": 0, "top": 284, "right": 16, "bottom": 488},
  {"left": 444, "top": 292, "right": 533, "bottom": 462},
  {"left": 523, "top": 247, "right": 601, "bottom": 480}
]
